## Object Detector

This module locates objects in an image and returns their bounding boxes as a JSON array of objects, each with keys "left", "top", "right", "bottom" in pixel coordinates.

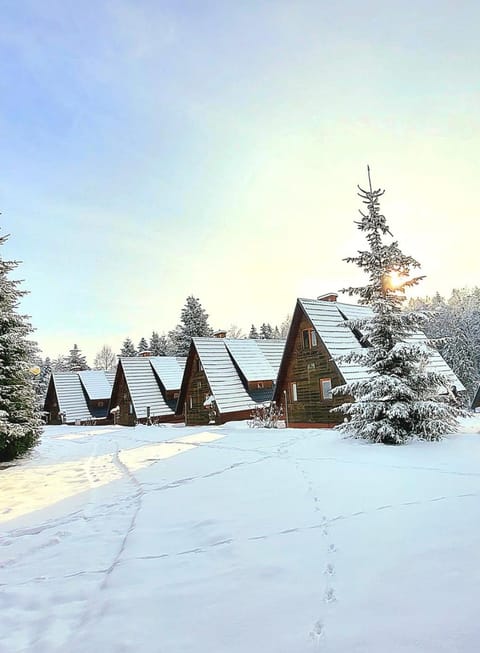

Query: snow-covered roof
[
  {"left": 299, "top": 298, "right": 370, "bottom": 383},
  {"left": 149, "top": 356, "right": 186, "bottom": 391},
  {"left": 223, "top": 339, "right": 282, "bottom": 383},
  {"left": 192, "top": 338, "right": 255, "bottom": 414},
  {"left": 254, "top": 339, "right": 286, "bottom": 376},
  {"left": 299, "top": 298, "right": 465, "bottom": 390},
  {"left": 187, "top": 338, "right": 286, "bottom": 415},
  {"left": 78, "top": 370, "right": 114, "bottom": 401},
  {"left": 120, "top": 357, "right": 175, "bottom": 419},
  {"left": 51, "top": 373, "right": 93, "bottom": 423}
]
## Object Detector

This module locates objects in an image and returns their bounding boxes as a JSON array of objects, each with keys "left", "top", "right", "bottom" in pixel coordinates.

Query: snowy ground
[{"left": 2, "top": 419, "right": 480, "bottom": 653}]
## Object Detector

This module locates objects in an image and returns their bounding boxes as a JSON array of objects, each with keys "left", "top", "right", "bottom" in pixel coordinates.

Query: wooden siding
[
  {"left": 279, "top": 315, "right": 346, "bottom": 426},
  {"left": 44, "top": 379, "right": 61, "bottom": 424},
  {"left": 112, "top": 365, "right": 136, "bottom": 426},
  {"left": 184, "top": 353, "right": 212, "bottom": 426}
]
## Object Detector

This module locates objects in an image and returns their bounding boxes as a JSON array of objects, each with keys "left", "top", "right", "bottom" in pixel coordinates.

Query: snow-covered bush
[{"left": 248, "top": 401, "right": 284, "bottom": 429}]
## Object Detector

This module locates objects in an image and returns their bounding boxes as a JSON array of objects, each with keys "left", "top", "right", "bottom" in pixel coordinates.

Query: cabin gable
[
  {"left": 110, "top": 362, "right": 137, "bottom": 426},
  {"left": 182, "top": 349, "right": 212, "bottom": 426},
  {"left": 279, "top": 311, "right": 346, "bottom": 427}
]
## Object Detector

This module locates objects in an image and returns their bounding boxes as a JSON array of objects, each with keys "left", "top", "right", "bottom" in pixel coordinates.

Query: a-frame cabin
[
  {"left": 273, "top": 293, "right": 465, "bottom": 428},
  {"left": 176, "top": 337, "right": 286, "bottom": 425},
  {"left": 109, "top": 356, "right": 186, "bottom": 425}
]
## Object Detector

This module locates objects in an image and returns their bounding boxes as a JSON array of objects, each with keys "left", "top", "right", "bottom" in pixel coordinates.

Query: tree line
[{"left": 39, "top": 296, "right": 291, "bottom": 377}]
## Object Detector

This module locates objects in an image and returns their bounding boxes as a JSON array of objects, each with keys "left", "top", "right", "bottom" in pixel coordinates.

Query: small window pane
[
  {"left": 291, "top": 383, "right": 298, "bottom": 402},
  {"left": 320, "top": 378, "right": 332, "bottom": 400},
  {"left": 311, "top": 331, "right": 318, "bottom": 347},
  {"left": 302, "top": 330, "right": 310, "bottom": 349}
]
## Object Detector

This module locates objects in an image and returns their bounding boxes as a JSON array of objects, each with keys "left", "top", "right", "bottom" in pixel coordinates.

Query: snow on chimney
[
  {"left": 214, "top": 330, "right": 227, "bottom": 338},
  {"left": 317, "top": 293, "right": 338, "bottom": 302}
]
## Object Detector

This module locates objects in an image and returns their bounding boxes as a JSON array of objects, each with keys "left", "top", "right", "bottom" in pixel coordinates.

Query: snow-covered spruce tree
[
  {"left": 120, "top": 337, "right": 137, "bottom": 357},
  {"left": 169, "top": 296, "right": 213, "bottom": 356},
  {"left": 137, "top": 337, "right": 149, "bottom": 353},
  {"left": 65, "top": 344, "right": 89, "bottom": 371},
  {"left": 248, "top": 324, "right": 259, "bottom": 339},
  {"left": 0, "top": 231, "right": 42, "bottom": 461},
  {"left": 334, "top": 169, "right": 463, "bottom": 444},
  {"left": 259, "top": 323, "right": 274, "bottom": 339}
]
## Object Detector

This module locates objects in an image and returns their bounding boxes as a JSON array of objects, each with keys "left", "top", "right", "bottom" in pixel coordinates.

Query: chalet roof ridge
[{"left": 119, "top": 356, "right": 175, "bottom": 418}]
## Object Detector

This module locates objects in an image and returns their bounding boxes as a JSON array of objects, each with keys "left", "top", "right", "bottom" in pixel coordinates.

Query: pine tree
[
  {"left": 0, "top": 230, "right": 41, "bottom": 461},
  {"left": 249, "top": 324, "right": 259, "bottom": 339},
  {"left": 65, "top": 344, "right": 89, "bottom": 371},
  {"left": 334, "top": 169, "right": 463, "bottom": 444},
  {"left": 273, "top": 326, "right": 281, "bottom": 339},
  {"left": 169, "top": 296, "right": 213, "bottom": 355},
  {"left": 93, "top": 345, "right": 117, "bottom": 371},
  {"left": 52, "top": 354, "right": 68, "bottom": 372},
  {"left": 259, "top": 323, "right": 274, "bottom": 339},
  {"left": 120, "top": 337, "right": 137, "bottom": 357},
  {"left": 408, "top": 287, "right": 480, "bottom": 400},
  {"left": 150, "top": 331, "right": 161, "bottom": 355},
  {"left": 137, "top": 337, "right": 149, "bottom": 353}
]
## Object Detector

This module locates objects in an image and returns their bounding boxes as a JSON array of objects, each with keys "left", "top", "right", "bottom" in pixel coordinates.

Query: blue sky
[{"left": 1, "top": 0, "right": 479, "bottom": 363}]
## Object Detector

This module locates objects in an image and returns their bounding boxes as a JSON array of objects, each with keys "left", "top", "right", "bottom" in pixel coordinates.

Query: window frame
[
  {"left": 302, "top": 328, "right": 318, "bottom": 349},
  {"left": 290, "top": 382, "right": 298, "bottom": 402},
  {"left": 319, "top": 377, "right": 333, "bottom": 400}
]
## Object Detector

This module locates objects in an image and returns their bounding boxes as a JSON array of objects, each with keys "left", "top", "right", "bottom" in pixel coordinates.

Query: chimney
[
  {"left": 139, "top": 350, "right": 152, "bottom": 357},
  {"left": 214, "top": 329, "right": 227, "bottom": 338},
  {"left": 317, "top": 293, "right": 338, "bottom": 302}
]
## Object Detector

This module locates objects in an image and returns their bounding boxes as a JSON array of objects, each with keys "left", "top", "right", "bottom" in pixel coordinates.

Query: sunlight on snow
[{"left": 0, "top": 431, "right": 224, "bottom": 524}]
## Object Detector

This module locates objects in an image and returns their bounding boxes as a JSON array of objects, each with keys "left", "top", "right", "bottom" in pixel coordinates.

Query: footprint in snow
[
  {"left": 309, "top": 619, "right": 325, "bottom": 642},
  {"left": 324, "top": 563, "right": 335, "bottom": 576},
  {"left": 324, "top": 587, "right": 337, "bottom": 603}
]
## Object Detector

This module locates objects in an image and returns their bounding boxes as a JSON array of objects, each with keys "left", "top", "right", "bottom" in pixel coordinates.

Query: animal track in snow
[
  {"left": 324, "top": 587, "right": 337, "bottom": 603},
  {"left": 309, "top": 619, "right": 325, "bottom": 642},
  {"left": 324, "top": 563, "right": 335, "bottom": 576}
]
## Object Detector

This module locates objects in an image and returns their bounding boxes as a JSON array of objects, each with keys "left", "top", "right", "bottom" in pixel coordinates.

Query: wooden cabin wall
[
  {"left": 280, "top": 315, "right": 346, "bottom": 426},
  {"left": 184, "top": 353, "right": 212, "bottom": 426},
  {"left": 44, "top": 381, "right": 61, "bottom": 424},
  {"left": 114, "top": 369, "right": 137, "bottom": 426}
]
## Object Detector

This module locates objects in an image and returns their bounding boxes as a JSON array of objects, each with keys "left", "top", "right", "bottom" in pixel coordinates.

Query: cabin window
[
  {"left": 320, "top": 378, "right": 333, "bottom": 400},
  {"left": 290, "top": 382, "right": 298, "bottom": 402},
  {"left": 129, "top": 402, "right": 134, "bottom": 415},
  {"left": 197, "top": 359, "right": 203, "bottom": 373},
  {"left": 303, "top": 329, "right": 318, "bottom": 349},
  {"left": 174, "top": 392, "right": 179, "bottom": 399},
  {"left": 98, "top": 401, "right": 104, "bottom": 408},
  {"left": 189, "top": 396, "right": 193, "bottom": 409},
  {"left": 257, "top": 382, "right": 264, "bottom": 389},
  {"left": 302, "top": 330, "right": 310, "bottom": 349}
]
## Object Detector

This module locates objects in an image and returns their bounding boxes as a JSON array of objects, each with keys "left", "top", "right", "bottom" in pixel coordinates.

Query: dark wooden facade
[
  {"left": 183, "top": 352, "right": 211, "bottom": 426},
  {"left": 44, "top": 379, "right": 61, "bottom": 424},
  {"left": 274, "top": 308, "right": 347, "bottom": 427},
  {"left": 472, "top": 386, "right": 480, "bottom": 411},
  {"left": 109, "top": 361, "right": 181, "bottom": 426},
  {"left": 110, "top": 363, "right": 136, "bottom": 426},
  {"left": 177, "top": 347, "right": 256, "bottom": 426}
]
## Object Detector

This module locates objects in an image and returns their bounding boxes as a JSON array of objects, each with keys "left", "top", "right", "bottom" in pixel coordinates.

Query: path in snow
[{"left": 2, "top": 421, "right": 480, "bottom": 652}]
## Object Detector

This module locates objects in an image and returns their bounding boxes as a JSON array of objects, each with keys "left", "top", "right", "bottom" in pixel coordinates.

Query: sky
[{"left": 1, "top": 0, "right": 479, "bottom": 364}]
